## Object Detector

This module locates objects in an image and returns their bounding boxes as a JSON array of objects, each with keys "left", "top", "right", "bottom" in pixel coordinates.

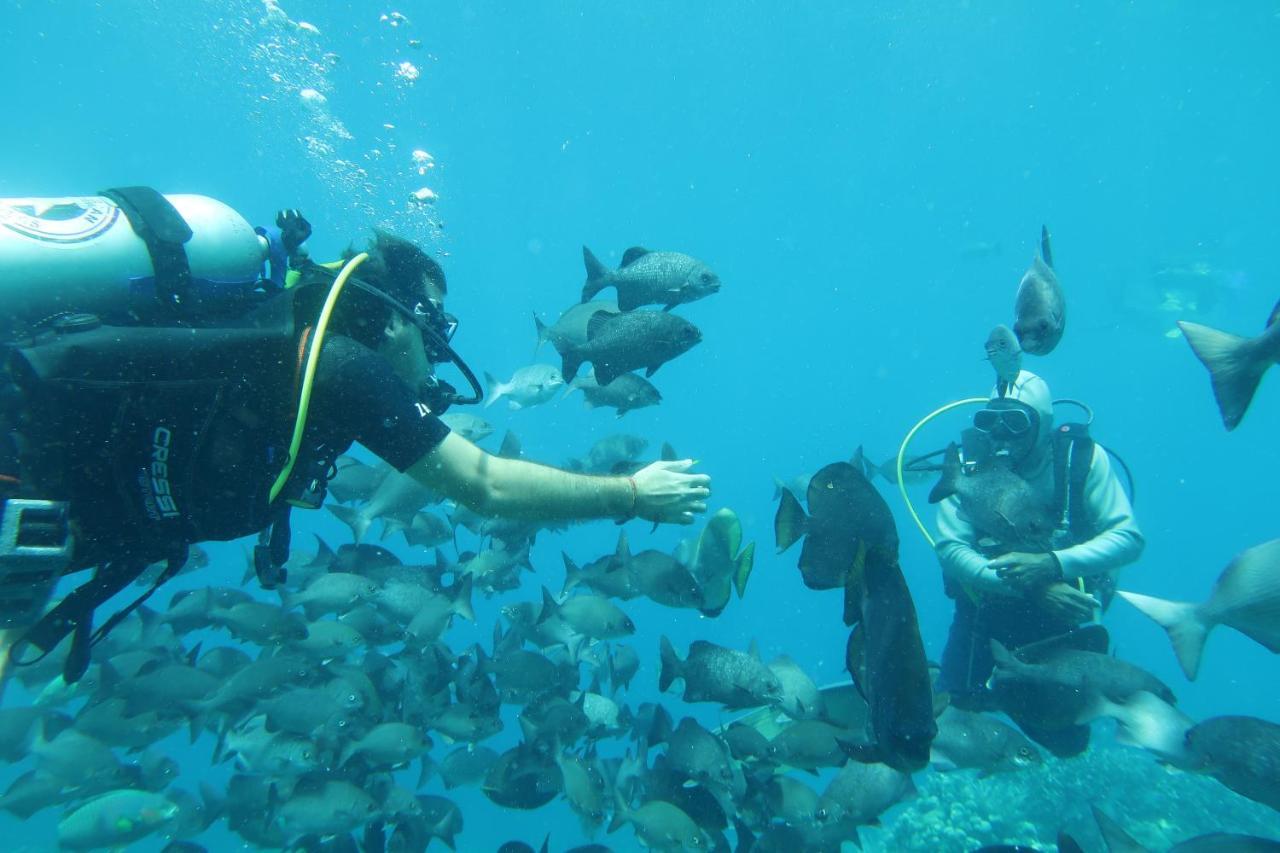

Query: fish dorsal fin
[
  {"left": 1040, "top": 224, "right": 1054, "bottom": 268},
  {"left": 498, "top": 430, "right": 523, "bottom": 459},
  {"left": 748, "top": 638, "right": 762, "bottom": 661},
  {"left": 1267, "top": 296, "right": 1280, "bottom": 330},
  {"left": 621, "top": 246, "right": 651, "bottom": 267},
  {"left": 660, "top": 442, "right": 678, "bottom": 461}
]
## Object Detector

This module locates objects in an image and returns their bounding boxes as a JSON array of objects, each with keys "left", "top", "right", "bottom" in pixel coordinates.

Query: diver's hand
[
  {"left": 276, "top": 209, "right": 312, "bottom": 255},
  {"left": 990, "top": 551, "right": 1061, "bottom": 593},
  {"left": 631, "top": 459, "right": 711, "bottom": 526},
  {"left": 1034, "top": 581, "right": 1096, "bottom": 624}
]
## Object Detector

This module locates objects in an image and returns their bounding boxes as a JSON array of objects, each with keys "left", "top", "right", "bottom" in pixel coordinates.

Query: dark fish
[
  {"left": 566, "top": 368, "right": 663, "bottom": 417},
  {"left": 1184, "top": 715, "right": 1280, "bottom": 812},
  {"left": 659, "top": 636, "right": 781, "bottom": 709},
  {"left": 437, "top": 745, "right": 499, "bottom": 789},
  {"left": 930, "top": 706, "right": 1042, "bottom": 775},
  {"left": 559, "top": 309, "right": 702, "bottom": 386},
  {"left": 843, "top": 545, "right": 936, "bottom": 773},
  {"left": 990, "top": 625, "right": 1176, "bottom": 757},
  {"left": 817, "top": 759, "right": 916, "bottom": 827},
  {"left": 1177, "top": 297, "right": 1280, "bottom": 430},
  {"left": 581, "top": 245, "right": 721, "bottom": 312},
  {"left": 765, "top": 720, "right": 851, "bottom": 770},
  {"left": 1013, "top": 225, "right": 1066, "bottom": 355},
  {"left": 607, "top": 797, "right": 709, "bottom": 850},
  {"left": 666, "top": 717, "right": 738, "bottom": 793},
  {"left": 483, "top": 743, "right": 564, "bottom": 809},
  {"left": 929, "top": 444, "right": 1055, "bottom": 550},
  {"left": 775, "top": 461, "right": 899, "bottom": 594},
  {"left": 1119, "top": 538, "right": 1280, "bottom": 680}
]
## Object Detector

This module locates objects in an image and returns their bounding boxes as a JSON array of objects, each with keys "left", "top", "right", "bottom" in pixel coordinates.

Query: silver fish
[{"left": 1118, "top": 538, "right": 1280, "bottom": 679}]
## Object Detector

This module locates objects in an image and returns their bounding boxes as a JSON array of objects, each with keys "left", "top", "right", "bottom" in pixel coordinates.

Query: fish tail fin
[
  {"left": 773, "top": 489, "right": 809, "bottom": 553},
  {"left": 327, "top": 503, "right": 370, "bottom": 544},
  {"left": 537, "top": 586, "right": 559, "bottom": 625},
  {"left": 561, "top": 552, "right": 582, "bottom": 596},
  {"left": 561, "top": 349, "right": 584, "bottom": 383},
  {"left": 533, "top": 313, "right": 549, "bottom": 352},
  {"left": 658, "top": 635, "right": 681, "bottom": 693},
  {"left": 581, "top": 246, "right": 609, "bottom": 302},
  {"left": 1116, "top": 590, "right": 1207, "bottom": 680},
  {"left": 1178, "top": 321, "right": 1270, "bottom": 430},
  {"left": 733, "top": 542, "right": 756, "bottom": 599},
  {"left": 927, "top": 443, "right": 962, "bottom": 504},
  {"left": 483, "top": 372, "right": 504, "bottom": 409}
]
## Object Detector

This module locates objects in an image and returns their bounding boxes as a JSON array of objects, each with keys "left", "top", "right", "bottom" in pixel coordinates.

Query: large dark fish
[
  {"left": 928, "top": 444, "right": 1055, "bottom": 550},
  {"left": 1013, "top": 224, "right": 1066, "bottom": 355},
  {"left": 581, "top": 245, "right": 721, "bottom": 312},
  {"left": 843, "top": 549, "right": 937, "bottom": 773},
  {"left": 774, "top": 462, "right": 899, "bottom": 596},
  {"left": 990, "top": 624, "right": 1176, "bottom": 758},
  {"left": 1184, "top": 715, "right": 1280, "bottom": 813},
  {"left": 559, "top": 308, "right": 702, "bottom": 386},
  {"left": 1178, "top": 297, "right": 1280, "bottom": 430},
  {"left": 658, "top": 636, "right": 781, "bottom": 709}
]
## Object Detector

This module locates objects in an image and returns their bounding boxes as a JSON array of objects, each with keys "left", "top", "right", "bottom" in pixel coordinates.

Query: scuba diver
[
  {"left": 0, "top": 190, "right": 710, "bottom": 687},
  {"left": 929, "top": 369, "right": 1143, "bottom": 707}
]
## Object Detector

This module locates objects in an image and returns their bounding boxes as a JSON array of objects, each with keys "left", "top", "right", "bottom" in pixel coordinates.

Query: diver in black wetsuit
[{"left": 0, "top": 206, "right": 711, "bottom": 686}]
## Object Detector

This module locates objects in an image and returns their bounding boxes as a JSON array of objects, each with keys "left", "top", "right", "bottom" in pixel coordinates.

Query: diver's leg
[{"left": 938, "top": 596, "right": 992, "bottom": 706}]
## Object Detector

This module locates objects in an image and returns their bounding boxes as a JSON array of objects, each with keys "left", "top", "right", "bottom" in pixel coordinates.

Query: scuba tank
[{"left": 0, "top": 189, "right": 272, "bottom": 330}]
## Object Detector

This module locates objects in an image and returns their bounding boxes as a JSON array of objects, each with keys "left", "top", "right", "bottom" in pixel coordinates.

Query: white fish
[
  {"left": 1118, "top": 538, "right": 1280, "bottom": 679},
  {"left": 484, "top": 364, "right": 564, "bottom": 410},
  {"left": 1178, "top": 297, "right": 1280, "bottom": 431}
]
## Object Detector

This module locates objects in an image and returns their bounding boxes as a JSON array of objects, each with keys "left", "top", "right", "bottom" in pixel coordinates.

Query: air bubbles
[
  {"left": 380, "top": 11, "right": 410, "bottom": 28},
  {"left": 299, "top": 88, "right": 327, "bottom": 108},
  {"left": 409, "top": 187, "right": 438, "bottom": 205},
  {"left": 394, "top": 61, "right": 420, "bottom": 83}
]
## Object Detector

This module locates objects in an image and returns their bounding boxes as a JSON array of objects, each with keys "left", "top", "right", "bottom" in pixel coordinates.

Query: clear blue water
[{"left": 1, "top": 1, "right": 1278, "bottom": 850}]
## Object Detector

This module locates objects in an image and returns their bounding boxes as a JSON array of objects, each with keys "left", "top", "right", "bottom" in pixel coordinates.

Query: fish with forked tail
[
  {"left": 581, "top": 245, "right": 721, "bottom": 311},
  {"left": 1117, "top": 538, "right": 1280, "bottom": 680},
  {"left": 1177, "top": 297, "right": 1280, "bottom": 430}
]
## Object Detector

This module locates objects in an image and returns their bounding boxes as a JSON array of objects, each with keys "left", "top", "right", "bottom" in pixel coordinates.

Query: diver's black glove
[{"left": 276, "top": 209, "right": 312, "bottom": 257}]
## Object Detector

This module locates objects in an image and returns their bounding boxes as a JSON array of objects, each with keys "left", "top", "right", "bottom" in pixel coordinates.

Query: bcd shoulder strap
[{"left": 1052, "top": 422, "right": 1096, "bottom": 540}]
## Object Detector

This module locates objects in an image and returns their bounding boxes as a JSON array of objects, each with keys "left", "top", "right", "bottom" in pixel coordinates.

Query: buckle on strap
[{"left": 0, "top": 499, "right": 72, "bottom": 629}]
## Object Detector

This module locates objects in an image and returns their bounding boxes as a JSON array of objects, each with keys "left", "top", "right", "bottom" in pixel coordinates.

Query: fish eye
[
  {"left": 1038, "top": 320, "right": 1050, "bottom": 332},
  {"left": 699, "top": 272, "right": 713, "bottom": 283},
  {"left": 1018, "top": 747, "right": 1031, "bottom": 757}
]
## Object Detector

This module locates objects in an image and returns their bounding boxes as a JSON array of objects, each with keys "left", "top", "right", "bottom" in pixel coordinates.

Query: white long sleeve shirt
[{"left": 935, "top": 444, "right": 1144, "bottom": 598}]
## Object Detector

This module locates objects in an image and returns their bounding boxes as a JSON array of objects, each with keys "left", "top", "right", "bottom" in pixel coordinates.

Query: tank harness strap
[
  {"left": 8, "top": 546, "right": 188, "bottom": 684},
  {"left": 1052, "top": 422, "right": 1095, "bottom": 536},
  {"left": 99, "top": 186, "right": 194, "bottom": 312}
]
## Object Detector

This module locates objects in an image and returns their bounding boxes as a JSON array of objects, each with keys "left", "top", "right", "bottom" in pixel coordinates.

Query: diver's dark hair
[
  {"left": 316, "top": 231, "right": 446, "bottom": 349},
  {"left": 354, "top": 230, "right": 447, "bottom": 302}
]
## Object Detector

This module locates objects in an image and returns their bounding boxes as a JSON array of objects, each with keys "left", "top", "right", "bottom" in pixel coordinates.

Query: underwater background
[{"left": 1, "top": 1, "right": 1278, "bottom": 849}]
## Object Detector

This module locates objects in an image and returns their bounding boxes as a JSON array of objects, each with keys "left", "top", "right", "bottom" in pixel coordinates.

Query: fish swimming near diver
[
  {"left": 985, "top": 324, "right": 1023, "bottom": 396},
  {"left": 1117, "top": 538, "right": 1280, "bottom": 680},
  {"left": 929, "top": 443, "right": 1055, "bottom": 551},
  {"left": 484, "top": 364, "right": 565, "bottom": 410},
  {"left": 558, "top": 308, "right": 702, "bottom": 386},
  {"left": 1013, "top": 225, "right": 1066, "bottom": 355},
  {"left": 581, "top": 245, "right": 721, "bottom": 312},
  {"left": 1177, "top": 297, "right": 1280, "bottom": 430}
]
